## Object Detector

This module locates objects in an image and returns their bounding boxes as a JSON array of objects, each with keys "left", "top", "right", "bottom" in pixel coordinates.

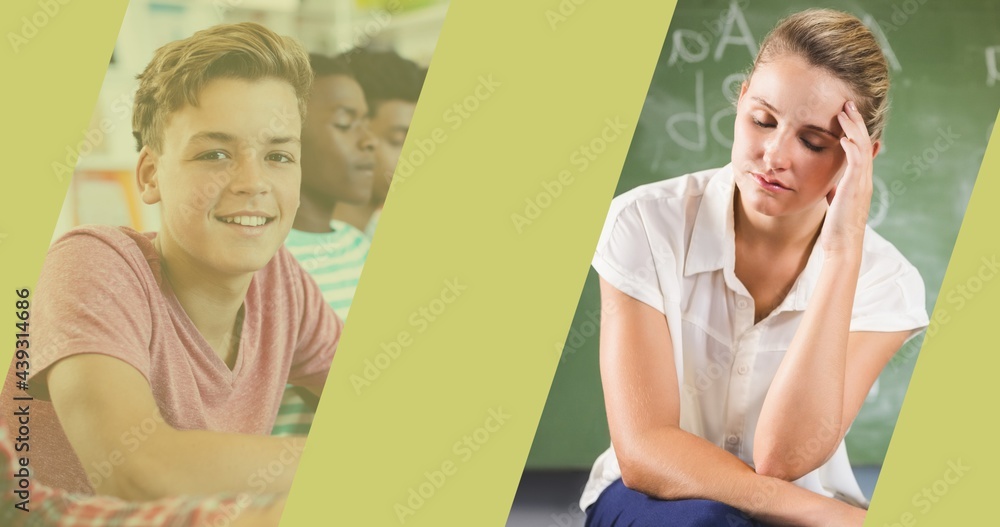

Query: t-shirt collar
[{"left": 683, "top": 164, "right": 824, "bottom": 312}]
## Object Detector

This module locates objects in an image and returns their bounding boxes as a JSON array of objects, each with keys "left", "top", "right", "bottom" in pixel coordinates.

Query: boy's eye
[
  {"left": 332, "top": 116, "right": 359, "bottom": 131},
  {"left": 388, "top": 131, "right": 407, "bottom": 147},
  {"left": 196, "top": 151, "right": 229, "bottom": 161},
  {"left": 333, "top": 116, "right": 370, "bottom": 133},
  {"left": 267, "top": 152, "right": 295, "bottom": 163}
]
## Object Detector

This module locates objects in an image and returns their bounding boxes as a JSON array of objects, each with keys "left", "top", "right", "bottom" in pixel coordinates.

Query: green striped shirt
[{"left": 271, "top": 220, "right": 369, "bottom": 436}]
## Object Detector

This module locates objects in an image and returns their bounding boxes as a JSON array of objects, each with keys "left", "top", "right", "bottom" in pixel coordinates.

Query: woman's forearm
[
  {"left": 598, "top": 277, "right": 864, "bottom": 526},
  {"left": 617, "top": 425, "right": 863, "bottom": 526},
  {"left": 753, "top": 250, "right": 862, "bottom": 479}
]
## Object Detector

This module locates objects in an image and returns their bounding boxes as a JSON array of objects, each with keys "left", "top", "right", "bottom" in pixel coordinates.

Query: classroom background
[
  {"left": 54, "top": 0, "right": 445, "bottom": 243},
  {"left": 508, "top": 0, "right": 1000, "bottom": 525}
]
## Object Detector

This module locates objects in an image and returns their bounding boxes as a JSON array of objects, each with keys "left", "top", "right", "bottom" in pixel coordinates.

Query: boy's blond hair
[{"left": 132, "top": 22, "right": 312, "bottom": 152}]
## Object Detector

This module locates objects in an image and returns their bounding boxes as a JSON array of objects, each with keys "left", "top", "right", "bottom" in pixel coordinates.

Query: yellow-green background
[
  {"left": 0, "top": 4, "right": 129, "bottom": 358},
  {"left": 0, "top": 0, "right": 128, "bottom": 365},
  {"left": 5, "top": 0, "right": 1000, "bottom": 525}
]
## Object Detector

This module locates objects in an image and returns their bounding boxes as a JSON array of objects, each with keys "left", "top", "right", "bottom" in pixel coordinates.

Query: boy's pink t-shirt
[{"left": 14, "top": 225, "right": 341, "bottom": 493}]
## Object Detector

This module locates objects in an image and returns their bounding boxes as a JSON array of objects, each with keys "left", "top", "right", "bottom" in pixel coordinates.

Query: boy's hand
[
  {"left": 230, "top": 496, "right": 287, "bottom": 527},
  {"left": 47, "top": 353, "right": 306, "bottom": 500}
]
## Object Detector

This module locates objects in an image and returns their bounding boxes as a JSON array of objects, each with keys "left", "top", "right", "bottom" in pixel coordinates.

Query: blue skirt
[{"left": 585, "top": 479, "right": 771, "bottom": 527}]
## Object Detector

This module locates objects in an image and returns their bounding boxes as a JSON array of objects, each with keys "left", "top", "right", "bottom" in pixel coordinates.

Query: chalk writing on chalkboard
[
  {"left": 987, "top": 46, "right": 999, "bottom": 86},
  {"left": 666, "top": 1, "right": 756, "bottom": 68},
  {"left": 861, "top": 14, "right": 902, "bottom": 72}
]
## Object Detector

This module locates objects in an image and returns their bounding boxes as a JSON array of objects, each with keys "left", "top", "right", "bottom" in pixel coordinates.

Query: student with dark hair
[
  {"left": 334, "top": 48, "right": 425, "bottom": 237},
  {"left": 271, "top": 52, "right": 377, "bottom": 436}
]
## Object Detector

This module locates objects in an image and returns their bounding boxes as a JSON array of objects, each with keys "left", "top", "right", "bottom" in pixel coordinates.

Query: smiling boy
[{"left": 17, "top": 23, "right": 340, "bottom": 499}]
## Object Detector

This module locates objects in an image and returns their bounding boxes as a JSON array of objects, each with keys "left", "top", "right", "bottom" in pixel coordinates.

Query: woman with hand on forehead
[{"left": 581, "top": 9, "right": 928, "bottom": 527}]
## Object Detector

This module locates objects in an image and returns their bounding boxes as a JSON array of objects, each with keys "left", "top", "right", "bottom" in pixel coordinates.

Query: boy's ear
[
  {"left": 136, "top": 146, "right": 161, "bottom": 205},
  {"left": 871, "top": 139, "right": 882, "bottom": 159}
]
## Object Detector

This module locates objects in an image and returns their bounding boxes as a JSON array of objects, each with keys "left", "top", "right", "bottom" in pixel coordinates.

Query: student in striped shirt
[{"left": 272, "top": 54, "right": 376, "bottom": 436}]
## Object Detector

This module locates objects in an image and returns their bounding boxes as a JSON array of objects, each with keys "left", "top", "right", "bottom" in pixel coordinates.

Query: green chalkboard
[{"left": 527, "top": 0, "right": 1000, "bottom": 469}]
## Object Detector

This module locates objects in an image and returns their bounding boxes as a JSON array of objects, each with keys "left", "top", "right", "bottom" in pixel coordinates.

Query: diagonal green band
[
  {"left": 281, "top": 1, "right": 677, "bottom": 525},
  {"left": 0, "top": 2, "right": 130, "bottom": 374},
  {"left": 868, "top": 109, "right": 1000, "bottom": 524}
]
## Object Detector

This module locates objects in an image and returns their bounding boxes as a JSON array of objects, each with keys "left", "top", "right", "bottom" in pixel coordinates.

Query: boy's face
[
  {"left": 300, "top": 74, "right": 376, "bottom": 206},
  {"left": 369, "top": 99, "right": 416, "bottom": 203},
  {"left": 137, "top": 77, "right": 302, "bottom": 277}
]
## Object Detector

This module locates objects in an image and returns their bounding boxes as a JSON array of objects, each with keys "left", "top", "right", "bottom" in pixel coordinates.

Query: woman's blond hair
[{"left": 750, "top": 9, "right": 890, "bottom": 142}]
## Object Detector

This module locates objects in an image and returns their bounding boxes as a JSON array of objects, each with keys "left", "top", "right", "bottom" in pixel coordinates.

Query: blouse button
[
  {"left": 737, "top": 364, "right": 749, "bottom": 375},
  {"left": 736, "top": 298, "right": 749, "bottom": 309},
  {"left": 726, "top": 434, "right": 739, "bottom": 445}
]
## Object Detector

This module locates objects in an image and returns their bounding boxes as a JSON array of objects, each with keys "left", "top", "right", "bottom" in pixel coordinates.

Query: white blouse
[{"left": 580, "top": 165, "right": 929, "bottom": 511}]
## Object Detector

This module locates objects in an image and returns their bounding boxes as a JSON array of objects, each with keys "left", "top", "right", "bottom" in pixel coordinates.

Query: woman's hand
[
  {"left": 821, "top": 100, "right": 875, "bottom": 257},
  {"left": 821, "top": 499, "right": 867, "bottom": 527}
]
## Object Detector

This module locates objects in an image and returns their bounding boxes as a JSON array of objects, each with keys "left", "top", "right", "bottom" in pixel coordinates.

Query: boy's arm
[{"left": 47, "top": 353, "right": 306, "bottom": 501}]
